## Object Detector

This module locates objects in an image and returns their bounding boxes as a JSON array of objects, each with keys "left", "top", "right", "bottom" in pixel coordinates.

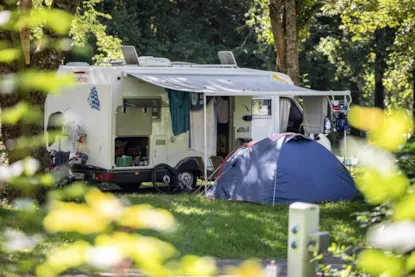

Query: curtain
[
  {"left": 302, "top": 96, "right": 328, "bottom": 136},
  {"left": 279, "top": 98, "right": 292, "bottom": 133}
]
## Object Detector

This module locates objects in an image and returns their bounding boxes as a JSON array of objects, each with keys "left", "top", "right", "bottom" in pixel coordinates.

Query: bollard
[{"left": 287, "top": 202, "right": 329, "bottom": 277}]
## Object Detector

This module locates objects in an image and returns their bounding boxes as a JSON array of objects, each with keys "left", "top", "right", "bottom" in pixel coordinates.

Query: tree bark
[
  {"left": 284, "top": 0, "right": 299, "bottom": 85},
  {"left": 413, "top": 70, "right": 415, "bottom": 117},
  {"left": 374, "top": 30, "right": 385, "bottom": 110},
  {"left": 0, "top": 0, "right": 81, "bottom": 169},
  {"left": 269, "top": 0, "right": 287, "bottom": 73}
]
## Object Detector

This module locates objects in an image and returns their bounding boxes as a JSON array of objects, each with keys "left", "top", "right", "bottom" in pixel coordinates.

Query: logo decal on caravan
[{"left": 88, "top": 87, "right": 100, "bottom": 111}]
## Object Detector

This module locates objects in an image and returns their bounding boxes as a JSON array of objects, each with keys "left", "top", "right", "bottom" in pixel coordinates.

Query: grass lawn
[
  {"left": 0, "top": 193, "right": 368, "bottom": 262},
  {"left": 122, "top": 193, "right": 368, "bottom": 259}
]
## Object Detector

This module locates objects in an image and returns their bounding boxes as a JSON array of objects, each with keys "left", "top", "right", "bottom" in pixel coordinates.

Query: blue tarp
[{"left": 208, "top": 133, "right": 358, "bottom": 205}]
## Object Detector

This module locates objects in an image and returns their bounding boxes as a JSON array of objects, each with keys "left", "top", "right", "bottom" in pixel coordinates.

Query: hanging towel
[
  {"left": 167, "top": 89, "right": 190, "bottom": 136},
  {"left": 190, "top": 101, "right": 217, "bottom": 156}
]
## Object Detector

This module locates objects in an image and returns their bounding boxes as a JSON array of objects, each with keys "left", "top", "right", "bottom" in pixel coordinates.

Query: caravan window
[
  {"left": 124, "top": 98, "right": 161, "bottom": 119},
  {"left": 252, "top": 98, "right": 272, "bottom": 117}
]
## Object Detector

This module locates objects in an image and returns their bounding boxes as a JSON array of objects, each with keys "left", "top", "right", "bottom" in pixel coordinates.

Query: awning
[{"left": 126, "top": 72, "right": 350, "bottom": 97}]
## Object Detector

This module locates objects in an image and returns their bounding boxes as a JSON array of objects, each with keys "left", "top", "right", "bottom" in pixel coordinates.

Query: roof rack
[
  {"left": 96, "top": 59, "right": 126, "bottom": 66},
  {"left": 66, "top": 62, "right": 90, "bottom": 66},
  {"left": 171, "top": 63, "right": 238, "bottom": 68}
]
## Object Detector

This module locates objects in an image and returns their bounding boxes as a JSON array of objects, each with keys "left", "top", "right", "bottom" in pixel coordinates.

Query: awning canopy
[{"left": 126, "top": 71, "right": 350, "bottom": 97}]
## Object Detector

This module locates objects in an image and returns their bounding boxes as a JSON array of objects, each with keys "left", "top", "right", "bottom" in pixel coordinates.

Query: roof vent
[
  {"left": 218, "top": 51, "right": 237, "bottom": 66},
  {"left": 121, "top": 45, "right": 140, "bottom": 65}
]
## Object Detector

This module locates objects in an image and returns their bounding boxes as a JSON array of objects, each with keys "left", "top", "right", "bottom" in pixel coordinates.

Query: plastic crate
[{"left": 116, "top": 156, "right": 132, "bottom": 167}]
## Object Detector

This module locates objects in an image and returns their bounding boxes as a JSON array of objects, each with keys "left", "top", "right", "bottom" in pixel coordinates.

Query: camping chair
[{"left": 193, "top": 156, "right": 224, "bottom": 195}]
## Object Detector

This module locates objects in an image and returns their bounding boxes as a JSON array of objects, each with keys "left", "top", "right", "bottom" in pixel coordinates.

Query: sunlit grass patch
[{"left": 125, "top": 194, "right": 368, "bottom": 259}]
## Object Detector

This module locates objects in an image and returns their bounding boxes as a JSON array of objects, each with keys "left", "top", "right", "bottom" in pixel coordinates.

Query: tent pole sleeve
[{"left": 204, "top": 93, "right": 208, "bottom": 195}]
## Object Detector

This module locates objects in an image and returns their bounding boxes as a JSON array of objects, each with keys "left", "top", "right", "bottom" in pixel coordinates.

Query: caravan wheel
[
  {"left": 151, "top": 164, "right": 179, "bottom": 194},
  {"left": 178, "top": 172, "right": 196, "bottom": 192}
]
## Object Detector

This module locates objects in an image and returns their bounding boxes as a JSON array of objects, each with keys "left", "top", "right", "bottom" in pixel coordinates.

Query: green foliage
[
  {"left": 89, "top": 0, "right": 272, "bottom": 69},
  {"left": 321, "top": 0, "right": 415, "bottom": 109},
  {"left": 70, "top": 0, "right": 122, "bottom": 62}
]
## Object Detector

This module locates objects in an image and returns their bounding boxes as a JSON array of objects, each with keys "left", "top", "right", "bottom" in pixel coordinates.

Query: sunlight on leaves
[
  {"left": 19, "top": 71, "right": 74, "bottom": 94},
  {"left": 35, "top": 240, "right": 90, "bottom": 277},
  {"left": 225, "top": 259, "right": 266, "bottom": 277},
  {"left": 355, "top": 168, "right": 408, "bottom": 205},
  {"left": 16, "top": 9, "right": 74, "bottom": 35},
  {"left": 349, "top": 106, "right": 413, "bottom": 152},
  {"left": 85, "top": 188, "right": 124, "bottom": 220},
  {"left": 357, "top": 249, "right": 403, "bottom": 276},
  {"left": 0, "top": 48, "right": 20, "bottom": 63},
  {"left": 118, "top": 204, "right": 175, "bottom": 231},
  {"left": 0, "top": 101, "right": 41, "bottom": 125},
  {"left": 406, "top": 251, "right": 415, "bottom": 273},
  {"left": 180, "top": 255, "right": 218, "bottom": 276},
  {"left": 349, "top": 106, "right": 385, "bottom": 131},
  {"left": 393, "top": 193, "right": 415, "bottom": 222},
  {"left": 43, "top": 202, "right": 109, "bottom": 234}
]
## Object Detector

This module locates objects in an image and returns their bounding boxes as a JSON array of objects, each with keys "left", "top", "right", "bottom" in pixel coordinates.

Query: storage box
[{"left": 116, "top": 155, "right": 132, "bottom": 167}]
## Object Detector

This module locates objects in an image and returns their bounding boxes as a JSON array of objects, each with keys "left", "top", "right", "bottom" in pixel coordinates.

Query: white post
[
  {"left": 203, "top": 93, "right": 208, "bottom": 196},
  {"left": 287, "top": 202, "right": 320, "bottom": 277}
]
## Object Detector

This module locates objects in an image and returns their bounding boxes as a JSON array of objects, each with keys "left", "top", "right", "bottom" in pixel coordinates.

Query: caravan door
[{"left": 251, "top": 97, "right": 279, "bottom": 141}]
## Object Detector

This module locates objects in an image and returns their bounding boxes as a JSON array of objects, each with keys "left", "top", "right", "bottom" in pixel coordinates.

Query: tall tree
[
  {"left": 323, "top": 0, "right": 415, "bottom": 110},
  {"left": 247, "top": 0, "right": 321, "bottom": 84},
  {"left": 0, "top": 0, "right": 121, "bottom": 168},
  {"left": 0, "top": 0, "right": 81, "bottom": 168},
  {"left": 285, "top": 0, "right": 299, "bottom": 84}
]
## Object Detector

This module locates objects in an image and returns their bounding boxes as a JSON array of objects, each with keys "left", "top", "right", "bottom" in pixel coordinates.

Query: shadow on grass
[{"left": 126, "top": 194, "right": 368, "bottom": 259}]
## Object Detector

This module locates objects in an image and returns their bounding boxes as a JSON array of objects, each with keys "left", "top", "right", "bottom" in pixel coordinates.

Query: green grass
[
  {"left": 123, "top": 194, "right": 368, "bottom": 259},
  {"left": 0, "top": 194, "right": 368, "bottom": 261}
]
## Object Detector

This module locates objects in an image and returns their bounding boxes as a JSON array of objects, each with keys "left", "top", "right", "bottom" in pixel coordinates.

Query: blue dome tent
[{"left": 207, "top": 133, "right": 358, "bottom": 205}]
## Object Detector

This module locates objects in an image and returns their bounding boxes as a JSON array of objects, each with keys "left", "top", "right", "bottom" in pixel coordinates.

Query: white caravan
[{"left": 44, "top": 47, "right": 351, "bottom": 190}]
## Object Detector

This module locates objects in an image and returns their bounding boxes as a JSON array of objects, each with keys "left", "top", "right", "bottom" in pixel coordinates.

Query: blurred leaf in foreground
[
  {"left": 43, "top": 201, "right": 109, "bottom": 234},
  {"left": 355, "top": 168, "right": 409, "bottom": 205},
  {"left": 119, "top": 204, "right": 176, "bottom": 232},
  {"left": 19, "top": 70, "right": 74, "bottom": 94},
  {"left": 225, "top": 259, "right": 266, "bottom": 277},
  {"left": 0, "top": 48, "right": 20, "bottom": 63},
  {"left": 357, "top": 249, "right": 403, "bottom": 276},
  {"left": 393, "top": 193, "right": 415, "bottom": 222},
  {"left": 349, "top": 106, "right": 413, "bottom": 152}
]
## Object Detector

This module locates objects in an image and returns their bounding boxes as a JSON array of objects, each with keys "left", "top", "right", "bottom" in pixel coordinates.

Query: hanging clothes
[
  {"left": 166, "top": 89, "right": 190, "bottom": 136},
  {"left": 189, "top": 92, "right": 213, "bottom": 111},
  {"left": 216, "top": 96, "right": 229, "bottom": 124},
  {"left": 190, "top": 100, "right": 217, "bottom": 156}
]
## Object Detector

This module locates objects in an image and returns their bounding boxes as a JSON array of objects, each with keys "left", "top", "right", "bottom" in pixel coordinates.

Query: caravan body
[{"left": 45, "top": 54, "right": 351, "bottom": 188}]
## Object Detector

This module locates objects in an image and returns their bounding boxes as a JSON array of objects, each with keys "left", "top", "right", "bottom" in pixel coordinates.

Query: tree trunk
[
  {"left": 269, "top": 0, "right": 287, "bottom": 73},
  {"left": 284, "top": 0, "right": 299, "bottom": 85},
  {"left": 412, "top": 70, "right": 415, "bottom": 118},
  {"left": 373, "top": 29, "right": 391, "bottom": 110},
  {"left": 0, "top": 0, "right": 81, "bottom": 170}
]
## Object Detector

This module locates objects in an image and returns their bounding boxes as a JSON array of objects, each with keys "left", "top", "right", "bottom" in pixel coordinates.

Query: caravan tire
[
  {"left": 151, "top": 163, "right": 179, "bottom": 194},
  {"left": 178, "top": 171, "right": 196, "bottom": 192}
]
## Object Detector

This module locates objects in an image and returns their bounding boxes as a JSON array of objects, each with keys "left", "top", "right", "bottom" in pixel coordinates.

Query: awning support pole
[
  {"left": 204, "top": 93, "right": 208, "bottom": 196},
  {"left": 344, "top": 95, "right": 347, "bottom": 165}
]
